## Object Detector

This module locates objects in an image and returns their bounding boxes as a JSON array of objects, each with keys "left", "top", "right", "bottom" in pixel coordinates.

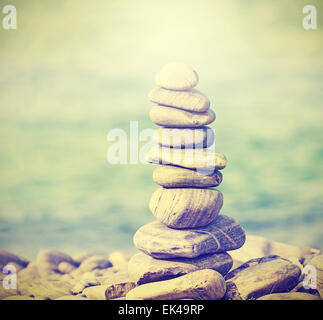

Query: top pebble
[{"left": 155, "top": 62, "right": 199, "bottom": 91}]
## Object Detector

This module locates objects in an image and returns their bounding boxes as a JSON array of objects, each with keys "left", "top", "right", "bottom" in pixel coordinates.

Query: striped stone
[
  {"left": 148, "top": 87, "right": 210, "bottom": 113},
  {"left": 128, "top": 251, "right": 233, "bottom": 285},
  {"left": 153, "top": 165, "right": 222, "bottom": 188},
  {"left": 146, "top": 146, "right": 227, "bottom": 172},
  {"left": 149, "top": 105, "right": 215, "bottom": 128},
  {"left": 153, "top": 127, "right": 214, "bottom": 149},
  {"left": 134, "top": 215, "right": 246, "bottom": 259},
  {"left": 149, "top": 187, "right": 223, "bottom": 229}
]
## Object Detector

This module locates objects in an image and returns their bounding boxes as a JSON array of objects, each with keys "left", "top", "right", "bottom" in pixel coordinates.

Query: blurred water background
[{"left": 0, "top": 0, "right": 322, "bottom": 259}]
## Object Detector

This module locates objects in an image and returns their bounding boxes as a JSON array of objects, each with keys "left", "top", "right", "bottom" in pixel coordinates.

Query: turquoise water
[{"left": 0, "top": 0, "right": 323, "bottom": 259}]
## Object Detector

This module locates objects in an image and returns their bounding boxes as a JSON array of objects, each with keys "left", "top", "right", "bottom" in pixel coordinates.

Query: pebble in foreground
[
  {"left": 126, "top": 269, "right": 226, "bottom": 300},
  {"left": 224, "top": 255, "right": 301, "bottom": 300}
]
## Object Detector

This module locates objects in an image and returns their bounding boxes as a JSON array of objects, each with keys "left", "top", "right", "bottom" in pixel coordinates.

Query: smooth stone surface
[
  {"left": 108, "top": 251, "right": 130, "bottom": 271},
  {"left": 82, "top": 285, "right": 107, "bottom": 300},
  {"left": 73, "top": 252, "right": 92, "bottom": 264},
  {"left": 146, "top": 146, "right": 227, "bottom": 173},
  {"left": 153, "top": 127, "right": 214, "bottom": 149},
  {"left": 154, "top": 62, "right": 198, "bottom": 90},
  {"left": 230, "top": 234, "right": 304, "bottom": 263},
  {"left": 71, "top": 279, "right": 100, "bottom": 295},
  {"left": 2, "top": 295, "right": 35, "bottom": 300},
  {"left": 18, "top": 277, "right": 73, "bottom": 300},
  {"left": 224, "top": 255, "right": 301, "bottom": 300},
  {"left": 128, "top": 252, "right": 233, "bottom": 285},
  {"left": 73, "top": 255, "right": 112, "bottom": 275},
  {"left": 153, "top": 165, "right": 222, "bottom": 188},
  {"left": 56, "top": 295, "right": 89, "bottom": 300},
  {"left": 134, "top": 215, "right": 246, "bottom": 259},
  {"left": 149, "top": 187, "right": 223, "bottom": 229},
  {"left": 58, "top": 261, "right": 77, "bottom": 274},
  {"left": 257, "top": 292, "right": 321, "bottom": 300},
  {"left": 126, "top": 269, "right": 226, "bottom": 300},
  {"left": 36, "top": 250, "right": 76, "bottom": 275},
  {"left": 103, "top": 271, "right": 136, "bottom": 299},
  {"left": 150, "top": 105, "right": 215, "bottom": 128},
  {"left": 149, "top": 87, "right": 209, "bottom": 112}
]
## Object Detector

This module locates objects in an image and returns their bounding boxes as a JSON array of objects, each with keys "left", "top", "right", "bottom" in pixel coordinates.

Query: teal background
[{"left": 0, "top": 0, "right": 322, "bottom": 259}]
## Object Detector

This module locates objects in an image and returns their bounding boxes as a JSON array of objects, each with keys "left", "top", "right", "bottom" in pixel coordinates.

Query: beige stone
[
  {"left": 149, "top": 187, "right": 223, "bottom": 229},
  {"left": 18, "top": 278, "right": 73, "bottom": 300},
  {"left": 154, "top": 62, "right": 198, "bottom": 90},
  {"left": 134, "top": 215, "right": 246, "bottom": 259},
  {"left": 258, "top": 292, "right": 321, "bottom": 300},
  {"left": 2, "top": 295, "right": 35, "bottom": 300},
  {"left": 36, "top": 249, "right": 76, "bottom": 276},
  {"left": 108, "top": 251, "right": 129, "bottom": 271},
  {"left": 58, "top": 261, "right": 77, "bottom": 274},
  {"left": 153, "top": 127, "right": 214, "bottom": 149},
  {"left": 224, "top": 256, "right": 301, "bottom": 300},
  {"left": 126, "top": 269, "right": 226, "bottom": 300},
  {"left": 82, "top": 285, "right": 107, "bottom": 300},
  {"left": 153, "top": 165, "right": 222, "bottom": 188},
  {"left": 128, "top": 252, "right": 232, "bottom": 285},
  {"left": 149, "top": 87, "right": 209, "bottom": 112},
  {"left": 55, "top": 294, "right": 88, "bottom": 300},
  {"left": 73, "top": 255, "right": 112, "bottom": 275},
  {"left": 230, "top": 234, "right": 303, "bottom": 263},
  {"left": 149, "top": 105, "right": 215, "bottom": 128},
  {"left": 73, "top": 252, "right": 92, "bottom": 264},
  {"left": 102, "top": 271, "right": 136, "bottom": 299},
  {"left": 146, "top": 146, "right": 226, "bottom": 172}
]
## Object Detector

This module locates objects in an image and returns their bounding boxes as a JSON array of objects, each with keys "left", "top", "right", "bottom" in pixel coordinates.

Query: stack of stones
[{"left": 128, "top": 62, "right": 246, "bottom": 289}]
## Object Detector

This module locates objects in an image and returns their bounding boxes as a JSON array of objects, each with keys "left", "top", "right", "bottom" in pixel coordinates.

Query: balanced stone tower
[{"left": 128, "top": 62, "right": 246, "bottom": 288}]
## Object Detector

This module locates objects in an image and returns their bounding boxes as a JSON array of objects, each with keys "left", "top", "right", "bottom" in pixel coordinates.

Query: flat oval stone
[
  {"left": 154, "top": 62, "right": 198, "bottom": 90},
  {"left": 126, "top": 269, "right": 226, "bottom": 300},
  {"left": 146, "top": 146, "right": 227, "bottom": 172},
  {"left": 133, "top": 215, "right": 246, "bottom": 259},
  {"left": 148, "top": 87, "right": 210, "bottom": 112},
  {"left": 153, "top": 165, "right": 223, "bottom": 188},
  {"left": 149, "top": 187, "right": 223, "bottom": 229},
  {"left": 149, "top": 105, "right": 215, "bottom": 128},
  {"left": 224, "top": 256, "right": 302, "bottom": 300},
  {"left": 153, "top": 127, "right": 214, "bottom": 149},
  {"left": 128, "top": 252, "right": 233, "bottom": 285}
]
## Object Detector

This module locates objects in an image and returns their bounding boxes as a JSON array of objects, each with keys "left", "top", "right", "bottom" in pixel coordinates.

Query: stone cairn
[{"left": 128, "top": 62, "right": 246, "bottom": 293}]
